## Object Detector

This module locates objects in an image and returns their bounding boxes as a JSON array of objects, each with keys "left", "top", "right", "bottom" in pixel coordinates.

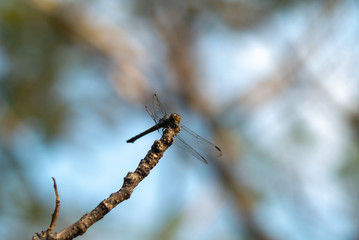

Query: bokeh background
[{"left": 1, "top": 0, "right": 359, "bottom": 239}]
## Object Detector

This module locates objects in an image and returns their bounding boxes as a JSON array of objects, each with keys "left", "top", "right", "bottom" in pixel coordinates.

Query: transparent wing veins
[
  {"left": 145, "top": 106, "right": 158, "bottom": 123},
  {"left": 152, "top": 94, "right": 167, "bottom": 120},
  {"left": 180, "top": 124, "right": 222, "bottom": 157},
  {"left": 143, "top": 94, "right": 222, "bottom": 164},
  {"left": 175, "top": 135, "right": 208, "bottom": 164}
]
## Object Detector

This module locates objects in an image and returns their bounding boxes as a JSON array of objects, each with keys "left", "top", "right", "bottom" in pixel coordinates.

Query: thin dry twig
[
  {"left": 33, "top": 177, "right": 61, "bottom": 239},
  {"left": 48, "top": 177, "right": 60, "bottom": 232},
  {"left": 33, "top": 121, "right": 180, "bottom": 240}
]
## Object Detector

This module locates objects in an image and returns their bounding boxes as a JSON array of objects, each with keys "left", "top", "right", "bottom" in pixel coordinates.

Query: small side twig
[
  {"left": 33, "top": 120, "right": 181, "bottom": 240},
  {"left": 48, "top": 177, "right": 60, "bottom": 232},
  {"left": 33, "top": 177, "right": 61, "bottom": 240}
]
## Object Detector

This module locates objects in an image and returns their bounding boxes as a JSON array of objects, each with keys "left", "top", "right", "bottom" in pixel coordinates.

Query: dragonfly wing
[
  {"left": 145, "top": 106, "right": 158, "bottom": 123},
  {"left": 180, "top": 124, "right": 222, "bottom": 157},
  {"left": 175, "top": 135, "right": 208, "bottom": 164},
  {"left": 152, "top": 94, "right": 167, "bottom": 119}
]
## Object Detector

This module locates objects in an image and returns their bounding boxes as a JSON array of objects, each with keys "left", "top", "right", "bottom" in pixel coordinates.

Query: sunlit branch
[{"left": 32, "top": 123, "right": 180, "bottom": 240}]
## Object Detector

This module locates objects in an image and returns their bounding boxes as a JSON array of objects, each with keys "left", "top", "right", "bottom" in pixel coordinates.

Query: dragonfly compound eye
[{"left": 172, "top": 113, "right": 181, "bottom": 123}]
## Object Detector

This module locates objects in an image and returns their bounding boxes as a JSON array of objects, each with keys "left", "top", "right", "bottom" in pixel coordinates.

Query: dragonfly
[{"left": 126, "top": 94, "right": 222, "bottom": 164}]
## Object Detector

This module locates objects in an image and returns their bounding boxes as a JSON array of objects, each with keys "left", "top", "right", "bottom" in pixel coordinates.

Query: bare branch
[{"left": 33, "top": 123, "right": 180, "bottom": 240}]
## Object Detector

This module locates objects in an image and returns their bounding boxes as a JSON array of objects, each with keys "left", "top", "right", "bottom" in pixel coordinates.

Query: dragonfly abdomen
[{"left": 126, "top": 124, "right": 163, "bottom": 143}]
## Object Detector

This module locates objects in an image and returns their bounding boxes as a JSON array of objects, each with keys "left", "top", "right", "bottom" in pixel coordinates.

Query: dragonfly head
[{"left": 170, "top": 113, "right": 181, "bottom": 124}]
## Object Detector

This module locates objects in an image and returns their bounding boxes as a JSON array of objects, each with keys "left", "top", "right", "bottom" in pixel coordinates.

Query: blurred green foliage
[{"left": 0, "top": 0, "right": 71, "bottom": 141}]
